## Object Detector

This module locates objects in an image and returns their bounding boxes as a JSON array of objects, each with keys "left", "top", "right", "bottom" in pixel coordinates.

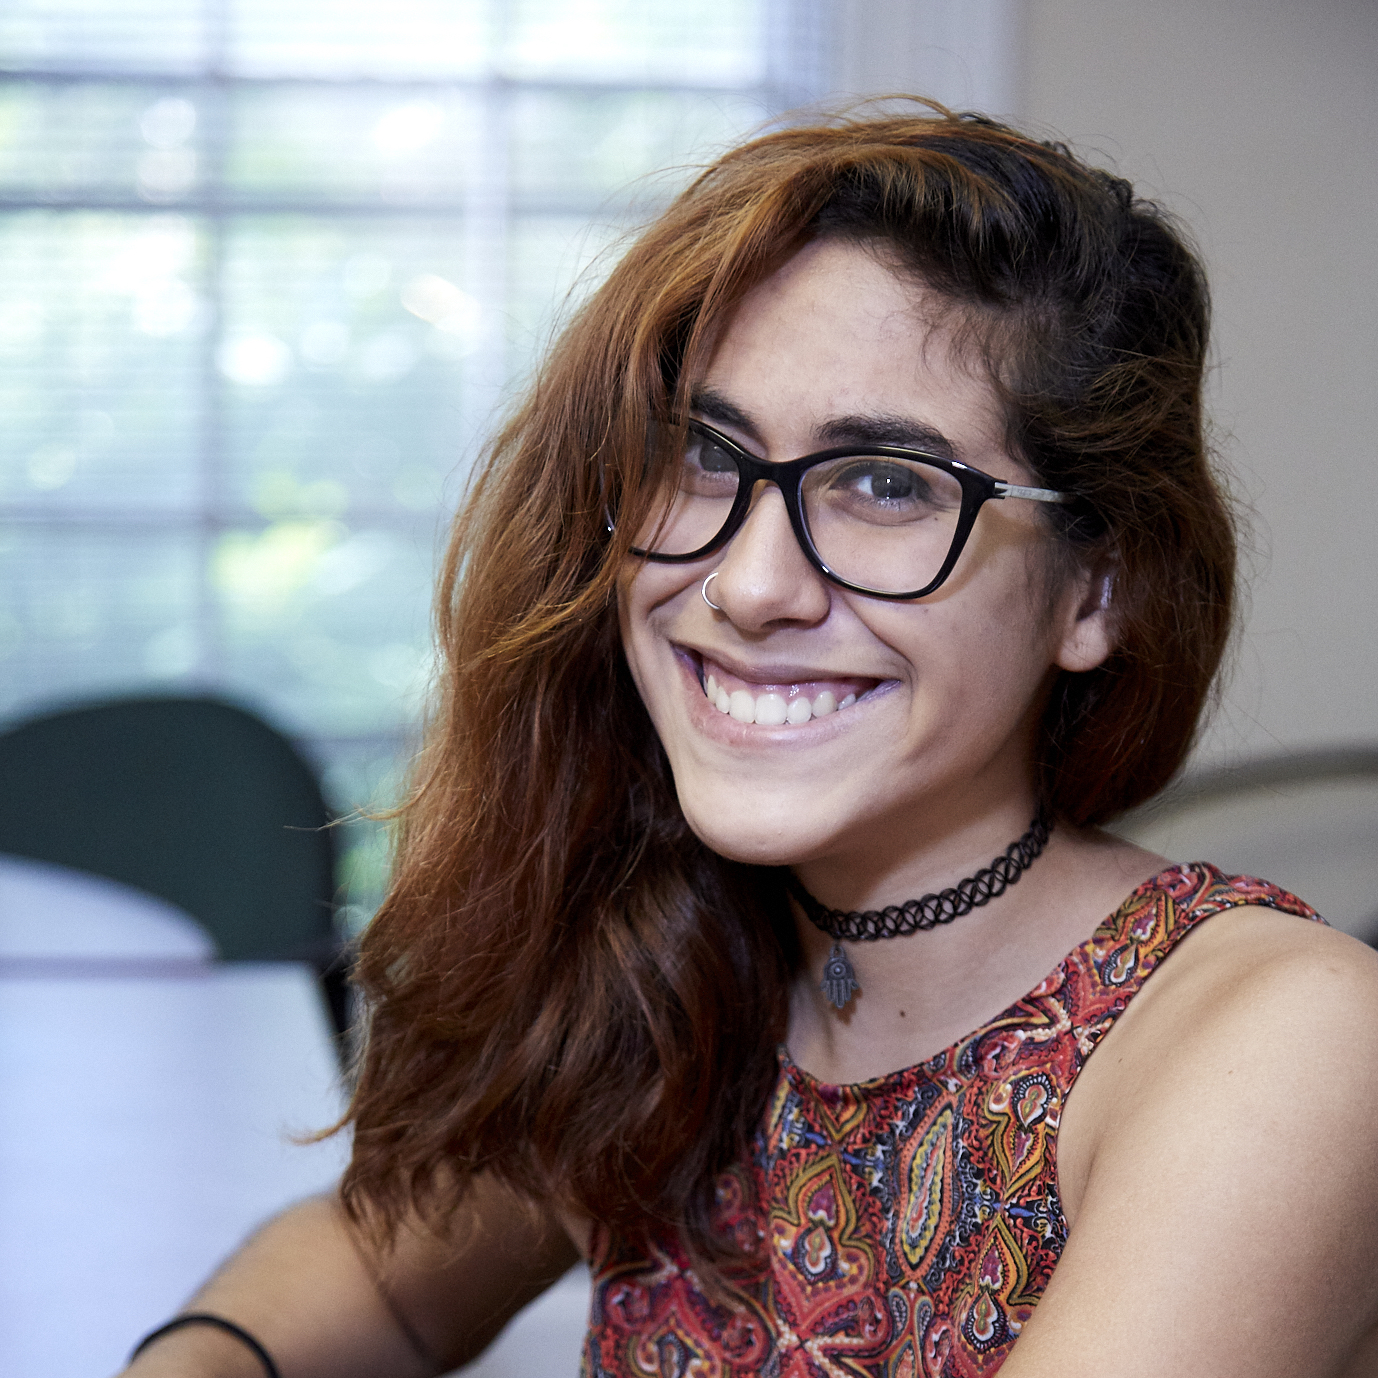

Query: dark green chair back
[{"left": 0, "top": 695, "right": 347, "bottom": 1034}]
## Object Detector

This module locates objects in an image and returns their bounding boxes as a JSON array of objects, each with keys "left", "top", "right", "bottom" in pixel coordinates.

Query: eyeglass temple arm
[{"left": 993, "top": 481, "right": 1071, "bottom": 504}]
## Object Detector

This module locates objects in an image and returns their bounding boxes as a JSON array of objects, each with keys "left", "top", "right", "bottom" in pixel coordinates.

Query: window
[{"left": 0, "top": 0, "right": 832, "bottom": 921}]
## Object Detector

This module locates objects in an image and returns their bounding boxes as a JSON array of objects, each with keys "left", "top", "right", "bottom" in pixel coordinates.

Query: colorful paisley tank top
[{"left": 583, "top": 864, "right": 1319, "bottom": 1377}]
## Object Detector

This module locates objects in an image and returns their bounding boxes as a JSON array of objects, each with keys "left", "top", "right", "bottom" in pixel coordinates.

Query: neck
[
  {"left": 787, "top": 774, "right": 1042, "bottom": 916},
  {"left": 784, "top": 824, "right": 1170, "bottom": 1085},
  {"left": 786, "top": 807, "right": 1050, "bottom": 943}
]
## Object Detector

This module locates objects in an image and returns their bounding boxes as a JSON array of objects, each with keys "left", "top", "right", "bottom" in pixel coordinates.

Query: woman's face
[{"left": 618, "top": 238, "right": 1110, "bottom": 877}]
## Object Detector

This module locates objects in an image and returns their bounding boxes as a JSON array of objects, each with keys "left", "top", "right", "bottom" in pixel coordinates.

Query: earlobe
[{"left": 1054, "top": 567, "right": 1116, "bottom": 673}]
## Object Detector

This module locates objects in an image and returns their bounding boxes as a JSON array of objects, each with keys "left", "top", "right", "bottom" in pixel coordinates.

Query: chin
[{"left": 678, "top": 794, "right": 832, "bottom": 868}]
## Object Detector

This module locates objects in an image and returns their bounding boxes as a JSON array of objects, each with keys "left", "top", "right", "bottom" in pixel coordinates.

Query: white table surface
[
  {"left": 0, "top": 855, "right": 589, "bottom": 1378},
  {"left": 0, "top": 853, "right": 216, "bottom": 967},
  {"left": 0, "top": 964, "right": 351, "bottom": 1378}
]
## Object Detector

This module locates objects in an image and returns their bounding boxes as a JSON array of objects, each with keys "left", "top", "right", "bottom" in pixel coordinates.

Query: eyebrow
[
  {"left": 689, "top": 386, "right": 960, "bottom": 463},
  {"left": 689, "top": 387, "right": 757, "bottom": 436}
]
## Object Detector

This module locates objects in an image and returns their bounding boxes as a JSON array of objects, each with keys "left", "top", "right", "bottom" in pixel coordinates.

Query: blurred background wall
[
  {"left": 839, "top": 0, "right": 1378, "bottom": 769},
  {"left": 1027, "top": 0, "right": 1378, "bottom": 767}
]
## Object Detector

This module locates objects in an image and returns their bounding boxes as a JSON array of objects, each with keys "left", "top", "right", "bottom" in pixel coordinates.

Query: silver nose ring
[{"left": 701, "top": 572, "right": 722, "bottom": 611}]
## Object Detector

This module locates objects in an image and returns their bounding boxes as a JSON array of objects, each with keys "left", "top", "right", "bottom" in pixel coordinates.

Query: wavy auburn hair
[{"left": 342, "top": 104, "right": 1232, "bottom": 1264}]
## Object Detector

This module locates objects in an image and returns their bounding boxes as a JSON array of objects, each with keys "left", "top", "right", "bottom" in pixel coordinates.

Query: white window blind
[{"left": 0, "top": 0, "right": 832, "bottom": 916}]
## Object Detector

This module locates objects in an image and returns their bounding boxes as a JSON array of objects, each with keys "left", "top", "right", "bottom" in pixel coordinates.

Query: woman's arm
[
  {"left": 120, "top": 1179, "right": 582, "bottom": 1378},
  {"left": 1002, "top": 908, "right": 1378, "bottom": 1378}
]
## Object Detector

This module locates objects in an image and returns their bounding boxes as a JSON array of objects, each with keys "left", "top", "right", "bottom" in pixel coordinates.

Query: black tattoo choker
[{"left": 784, "top": 809, "right": 1053, "bottom": 1010}]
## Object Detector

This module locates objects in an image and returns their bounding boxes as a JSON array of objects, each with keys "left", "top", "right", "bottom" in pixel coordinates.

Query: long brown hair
[{"left": 342, "top": 103, "right": 1231, "bottom": 1264}]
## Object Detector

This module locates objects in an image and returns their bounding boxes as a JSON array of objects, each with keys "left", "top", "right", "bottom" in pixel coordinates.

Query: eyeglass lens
[{"left": 636, "top": 426, "right": 967, "bottom": 596}]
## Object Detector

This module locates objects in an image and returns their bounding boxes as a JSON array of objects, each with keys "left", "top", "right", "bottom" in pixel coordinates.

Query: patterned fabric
[{"left": 583, "top": 864, "right": 1319, "bottom": 1377}]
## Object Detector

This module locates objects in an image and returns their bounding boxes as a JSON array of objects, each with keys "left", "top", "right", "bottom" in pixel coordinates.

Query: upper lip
[{"left": 680, "top": 643, "right": 886, "bottom": 686}]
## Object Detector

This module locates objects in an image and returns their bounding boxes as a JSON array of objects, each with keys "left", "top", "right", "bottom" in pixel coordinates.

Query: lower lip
[{"left": 673, "top": 648, "right": 893, "bottom": 744}]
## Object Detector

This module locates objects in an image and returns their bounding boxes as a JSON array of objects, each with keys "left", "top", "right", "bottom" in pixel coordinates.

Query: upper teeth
[{"left": 706, "top": 673, "right": 858, "bottom": 726}]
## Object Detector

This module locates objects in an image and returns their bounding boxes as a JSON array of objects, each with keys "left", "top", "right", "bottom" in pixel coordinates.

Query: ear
[{"left": 1052, "top": 563, "right": 1117, "bottom": 674}]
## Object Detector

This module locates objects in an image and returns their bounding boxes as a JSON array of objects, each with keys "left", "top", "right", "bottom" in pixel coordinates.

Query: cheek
[
  {"left": 615, "top": 565, "right": 685, "bottom": 714},
  {"left": 615, "top": 576, "right": 651, "bottom": 702},
  {"left": 866, "top": 575, "right": 1056, "bottom": 719},
  {"left": 614, "top": 571, "right": 635, "bottom": 649}
]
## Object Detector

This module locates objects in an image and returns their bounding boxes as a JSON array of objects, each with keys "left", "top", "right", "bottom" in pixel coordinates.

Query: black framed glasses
[{"left": 630, "top": 419, "right": 1071, "bottom": 600}]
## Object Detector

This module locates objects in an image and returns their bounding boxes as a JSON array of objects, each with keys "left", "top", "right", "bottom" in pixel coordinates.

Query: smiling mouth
[{"left": 696, "top": 653, "right": 880, "bottom": 727}]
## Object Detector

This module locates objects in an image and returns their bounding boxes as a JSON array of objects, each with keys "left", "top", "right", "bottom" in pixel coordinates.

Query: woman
[{"left": 125, "top": 106, "right": 1378, "bottom": 1378}]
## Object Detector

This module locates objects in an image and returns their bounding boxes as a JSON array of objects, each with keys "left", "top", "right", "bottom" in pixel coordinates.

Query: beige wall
[{"left": 834, "top": 0, "right": 1378, "bottom": 767}]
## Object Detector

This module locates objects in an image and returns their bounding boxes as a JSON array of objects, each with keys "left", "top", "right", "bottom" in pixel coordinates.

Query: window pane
[
  {"left": 214, "top": 518, "right": 437, "bottom": 738},
  {"left": 0, "top": 523, "right": 201, "bottom": 720},
  {"left": 510, "top": 88, "right": 768, "bottom": 210},
  {"left": 506, "top": 212, "right": 628, "bottom": 379},
  {"left": 323, "top": 738, "right": 410, "bottom": 930},
  {"left": 227, "top": 0, "right": 487, "bottom": 79},
  {"left": 0, "top": 211, "right": 205, "bottom": 511},
  {"left": 0, "top": 1, "right": 209, "bottom": 75},
  {"left": 0, "top": 82, "right": 204, "bottom": 203},
  {"left": 218, "top": 217, "right": 477, "bottom": 515},
  {"left": 227, "top": 86, "right": 476, "bottom": 207},
  {"left": 499, "top": 0, "right": 767, "bottom": 84}
]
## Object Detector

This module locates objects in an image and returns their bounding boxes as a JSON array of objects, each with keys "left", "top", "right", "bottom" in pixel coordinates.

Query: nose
[{"left": 706, "top": 481, "right": 831, "bottom": 632}]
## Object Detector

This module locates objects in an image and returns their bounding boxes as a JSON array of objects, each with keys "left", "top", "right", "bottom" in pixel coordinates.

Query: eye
[
  {"left": 847, "top": 463, "right": 928, "bottom": 504},
  {"left": 669, "top": 428, "right": 740, "bottom": 500},
  {"left": 833, "top": 459, "right": 940, "bottom": 508},
  {"left": 807, "top": 455, "right": 963, "bottom": 529},
  {"left": 684, "top": 431, "right": 738, "bottom": 476}
]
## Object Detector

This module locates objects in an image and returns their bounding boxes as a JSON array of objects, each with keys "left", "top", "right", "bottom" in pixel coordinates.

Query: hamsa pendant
[{"left": 820, "top": 942, "right": 860, "bottom": 1010}]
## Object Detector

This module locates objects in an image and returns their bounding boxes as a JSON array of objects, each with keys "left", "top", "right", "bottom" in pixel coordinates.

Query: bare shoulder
[
  {"left": 1024, "top": 905, "right": 1378, "bottom": 1378},
  {"left": 1113, "top": 901, "right": 1378, "bottom": 1076},
  {"left": 1062, "top": 903, "right": 1378, "bottom": 1212}
]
